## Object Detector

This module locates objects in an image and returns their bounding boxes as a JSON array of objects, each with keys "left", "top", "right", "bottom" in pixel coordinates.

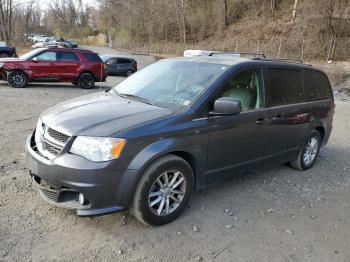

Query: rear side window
[
  {"left": 118, "top": 58, "right": 131, "bottom": 64},
  {"left": 84, "top": 53, "right": 102, "bottom": 63},
  {"left": 268, "top": 69, "right": 304, "bottom": 106},
  {"left": 58, "top": 51, "right": 79, "bottom": 61},
  {"left": 303, "top": 70, "right": 332, "bottom": 101}
]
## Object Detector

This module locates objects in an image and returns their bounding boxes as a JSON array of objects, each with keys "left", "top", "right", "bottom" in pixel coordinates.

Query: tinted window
[
  {"left": 107, "top": 58, "right": 118, "bottom": 64},
  {"left": 218, "top": 69, "right": 264, "bottom": 111},
  {"left": 84, "top": 53, "right": 102, "bottom": 62},
  {"left": 118, "top": 58, "right": 131, "bottom": 64},
  {"left": 303, "top": 70, "right": 332, "bottom": 101},
  {"left": 268, "top": 69, "right": 304, "bottom": 106},
  {"left": 58, "top": 51, "right": 79, "bottom": 61},
  {"left": 34, "top": 51, "right": 56, "bottom": 61}
]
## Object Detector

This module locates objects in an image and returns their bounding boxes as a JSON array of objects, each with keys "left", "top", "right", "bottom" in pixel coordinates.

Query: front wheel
[
  {"left": 132, "top": 155, "right": 194, "bottom": 226},
  {"left": 7, "top": 70, "right": 28, "bottom": 88},
  {"left": 77, "top": 73, "right": 95, "bottom": 89},
  {"left": 290, "top": 130, "right": 321, "bottom": 170}
]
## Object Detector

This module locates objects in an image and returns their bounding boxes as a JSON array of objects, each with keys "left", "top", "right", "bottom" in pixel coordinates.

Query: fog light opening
[{"left": 78, "top": 193, "right": 87, "bottom": 205}]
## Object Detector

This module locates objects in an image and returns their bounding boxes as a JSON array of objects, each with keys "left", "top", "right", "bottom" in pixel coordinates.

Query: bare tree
[
  {"left": 217, "top": 0, "right": 227, "bottom": 35},
  {"left": 0, "top": 0, "right": 13, "bottom": 43},
  {"left": 291, "top": 0, "right": 299, "bottom": 20},
  {"left": 323, "top": 0, "right": 350, "bottom": 60}
]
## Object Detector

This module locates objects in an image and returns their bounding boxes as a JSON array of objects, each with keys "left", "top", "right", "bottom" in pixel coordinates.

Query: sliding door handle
[{"left": 256, "top": 118, "right": 268, "bottom": 125}]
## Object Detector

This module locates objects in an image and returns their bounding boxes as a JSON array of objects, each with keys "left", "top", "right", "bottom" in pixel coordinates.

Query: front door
[
  {"left": 206, "top": 68, "right": 269, "bottom": 179},
  {"left": 29, "top": 51, "right": 59, "bottom": 81}
]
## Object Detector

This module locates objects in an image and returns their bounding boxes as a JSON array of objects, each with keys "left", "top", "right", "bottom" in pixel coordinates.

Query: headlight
[
  {"left": 70, "top": 136, "right": 126, "bottom": 162},
  {"left": 0, "top": 63, "right": 4, "bottom": 68},
  {"left": 34, "top": 119, "right": 44, "bottom": 146}
]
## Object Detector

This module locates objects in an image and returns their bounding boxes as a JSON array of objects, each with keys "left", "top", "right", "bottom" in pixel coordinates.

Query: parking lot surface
[{"left": 1, "top": 47, "right": 350, "bottom": 262}]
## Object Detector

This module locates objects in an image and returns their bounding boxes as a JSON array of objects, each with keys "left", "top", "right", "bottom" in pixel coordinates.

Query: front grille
[
  {"left": 47, "top": 128, "right": 70, "bottom": 144},
  {"left": 44, "top": 141, "right": 62, "bottom": 155},
  {"left": 33, "top": 125, "right": 70, "bottom": 159}
]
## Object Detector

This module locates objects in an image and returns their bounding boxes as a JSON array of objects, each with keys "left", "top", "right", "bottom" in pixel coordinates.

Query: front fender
[{"left": 115, "top": 137, "right": 207, "bottom": 207}]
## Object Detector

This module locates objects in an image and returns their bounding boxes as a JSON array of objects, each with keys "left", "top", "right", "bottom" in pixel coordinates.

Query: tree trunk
[
  {"left": 217, "top": 0, "right": 227, "bottom": 35},
  {"left": 291, "top": 0, "right": 299, "bottom": 20}
]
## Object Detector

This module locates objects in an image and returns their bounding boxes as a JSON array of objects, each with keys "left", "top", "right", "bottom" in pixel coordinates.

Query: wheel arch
[
  {"left": 76, "top": 70, "right": 95, "bottom": 81},
  {"left": 315, "top": 126, "right": 325, "bottom": 142},
  {"left": 6, "top": 69, "right": 30, "bottom": 83},
  {"left": 117, "top": 138, "right": 205, "bottom": 208}
]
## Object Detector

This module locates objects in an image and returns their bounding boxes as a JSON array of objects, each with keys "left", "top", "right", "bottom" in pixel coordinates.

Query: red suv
[{"left": 0, "top": 48, "right": 106, "bottom": 89}]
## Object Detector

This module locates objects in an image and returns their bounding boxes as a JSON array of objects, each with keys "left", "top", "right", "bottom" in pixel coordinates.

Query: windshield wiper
[{"left": 117, "top": 92, "right": 156, "bottom": 106}]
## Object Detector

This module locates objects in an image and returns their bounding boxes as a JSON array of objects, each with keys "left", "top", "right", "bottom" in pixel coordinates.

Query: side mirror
[
  {"left": 210, "top": 97, "right": 242, "bottom": 116},
  {"left": 31, "top": 57, "right": 39, "bottom": 62}
]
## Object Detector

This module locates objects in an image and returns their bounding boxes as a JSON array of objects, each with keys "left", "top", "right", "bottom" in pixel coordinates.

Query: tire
[
  {"left": 7, "top": 70, "right": 28, "bottom": 88},
  {"left": 290, "top": 130, "right": 321, "bottom": 170},
  {"left": 125, "top": 70, "right": 134, "bottom": 77},
  {"left": 0, "top": 52, "right": 10, "bottom": 58},
  {"left": 77, "top": 73, "right": 95, "bottom": 89},
  {"left": 131, "top": 154, "right": 194, "bottom": 226}
]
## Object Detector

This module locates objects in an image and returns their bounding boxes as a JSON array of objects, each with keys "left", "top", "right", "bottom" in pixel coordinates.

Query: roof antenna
[{"left": 99, "top": 60, "right": 103, "bottom": 92}]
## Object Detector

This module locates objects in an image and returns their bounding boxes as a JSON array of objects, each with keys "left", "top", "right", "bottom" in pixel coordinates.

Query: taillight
[{"left": 331, "top": 102, "right": 336, "bottom": 114}]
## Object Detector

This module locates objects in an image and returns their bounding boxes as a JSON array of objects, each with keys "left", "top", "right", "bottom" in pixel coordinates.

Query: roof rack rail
[
  {"left": 252, "top": 57, "right": 304, "bottom": 64},
  {"left": 209, "top": 52, "right": 266, "bottom": 58}
]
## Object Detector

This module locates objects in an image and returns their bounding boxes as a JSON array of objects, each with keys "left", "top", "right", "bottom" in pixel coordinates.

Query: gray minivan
[{"left": 26, "top": 52, "right": 334, "bottom": 225}]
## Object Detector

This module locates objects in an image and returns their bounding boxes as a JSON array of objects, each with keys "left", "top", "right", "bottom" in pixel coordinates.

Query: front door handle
[{"left": 256, "top": 118, "right": 268, "bottom": 125}]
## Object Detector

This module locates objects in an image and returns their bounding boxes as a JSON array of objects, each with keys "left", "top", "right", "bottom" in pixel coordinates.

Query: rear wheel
[
  {"left": 7, "top": 70, "right": 28, "bottom": 88},
  {"left": 77, "top": 73, "right": 95, "bottom": 89},
  {"left": 290, "top": 130, "right": 321, "bottom": 170},
  {"left": 125, "top": 70, "right": 134, "bottom": 77},
  {"left": 132, "top": 155, "right": 194, "bottom": 226}
]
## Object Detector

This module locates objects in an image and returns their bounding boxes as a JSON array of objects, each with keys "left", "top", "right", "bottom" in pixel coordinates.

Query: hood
[
  {"left": 40, "top": 92, "right": 172, "bottom": 137},
  {"left": 0, "top": 58, "right": 23, "bottom": 63}
]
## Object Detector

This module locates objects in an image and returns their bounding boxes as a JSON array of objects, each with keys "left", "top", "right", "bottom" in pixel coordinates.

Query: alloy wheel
[
  {"left": 303, "top": 137, "right": 319, "bottom": 166},
  {"left": 10, "top": 73, "right": 25, "bottom": 87},
  {"left": 148, "top": 170, "right": 186, "bottom": 216}
]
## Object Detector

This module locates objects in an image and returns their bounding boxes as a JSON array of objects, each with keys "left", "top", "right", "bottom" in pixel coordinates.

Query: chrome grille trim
[
  {"left": 47, "top": 128, "right": 70, "bottom": 144},
  {"left": 34, "top": 125, "right": 70, "bottom": 159}
]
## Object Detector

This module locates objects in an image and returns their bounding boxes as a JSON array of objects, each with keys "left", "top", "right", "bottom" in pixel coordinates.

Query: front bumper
[
  {"left": 0, "top": 68, "right": 6, "bottom": 80},
  {"left": 25, "top": 133, "right": 137, "bottom": 216}
]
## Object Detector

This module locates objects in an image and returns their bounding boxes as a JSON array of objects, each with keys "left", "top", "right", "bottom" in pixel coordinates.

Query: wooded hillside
[
  {"left": 94, "top": 0, "right": 350, "bottom": 61},
  {"left": 1, "top": 0, "right": 350, "bottom": 61}
]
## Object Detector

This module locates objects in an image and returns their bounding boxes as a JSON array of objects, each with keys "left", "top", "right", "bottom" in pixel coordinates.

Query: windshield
[
  {"left": 19, "top": 48, "right": 45, "bottom": 60},
  {"left": 112, "top": 59, "right": 228, "bottom": 110}
]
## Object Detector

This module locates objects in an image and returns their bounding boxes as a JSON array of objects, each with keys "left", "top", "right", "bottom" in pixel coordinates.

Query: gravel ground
[{"left": 1, "top": 47, "right": 350, "bottom": 262}]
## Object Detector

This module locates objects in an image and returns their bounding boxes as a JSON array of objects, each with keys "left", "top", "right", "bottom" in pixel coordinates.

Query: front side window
[
  {"left": 112, "top": 59, "right": 229, "bottom": 110},
  {"left": 34, "top": 51, "right": 57, "bottom": 61},
  {"left": 217, "top": 69, "right": 264, "bottom": 111},
  {"left": 303, "top": 70, "right": 332, "bottom": 101},
  {"left": 268, "top": 68, "right": 304, "bottom": 106}
]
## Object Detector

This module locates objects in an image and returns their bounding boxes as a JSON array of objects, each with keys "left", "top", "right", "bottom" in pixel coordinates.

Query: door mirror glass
[
  {"left": 31, "top": 57, "right": 39, "bottom": 62},
  {"left": 210, "top": 97, "right": 242, "bottom": 115}
]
